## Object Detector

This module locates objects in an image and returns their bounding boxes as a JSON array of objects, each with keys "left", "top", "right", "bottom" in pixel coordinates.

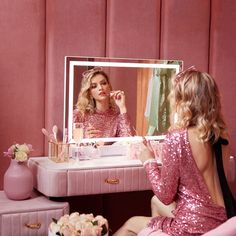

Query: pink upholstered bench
[
  {"left": 0, "top": 190, "right": 69, "bottom": 236},
  {"left": 138, "top": 217, "right": 236, "bottom": 236}
]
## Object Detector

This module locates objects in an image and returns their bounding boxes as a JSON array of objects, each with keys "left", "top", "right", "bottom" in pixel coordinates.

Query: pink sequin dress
[
  {"left": 73, "top": 108, "right": 134, "bottom": 138},
  {"left": 144, "top": 129, "right": 227, "bottom": 236}
]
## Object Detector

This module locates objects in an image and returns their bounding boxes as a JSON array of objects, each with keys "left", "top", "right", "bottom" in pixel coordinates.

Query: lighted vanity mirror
[{"left": 64, "top": 56, "right": 183, "bottom": 143}]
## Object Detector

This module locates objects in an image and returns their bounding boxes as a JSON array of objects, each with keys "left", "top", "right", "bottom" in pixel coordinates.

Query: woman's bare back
[{"left": 188, "top": 127, "right": 225, "bottom": 207}]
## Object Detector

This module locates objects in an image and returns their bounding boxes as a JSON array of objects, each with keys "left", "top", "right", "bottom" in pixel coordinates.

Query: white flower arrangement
[
  {"left": 3, "top": 143, "right": 33, "bottom": 162},
  {"left": 49, "top": 212, "right": 109, "bottom": 236}
]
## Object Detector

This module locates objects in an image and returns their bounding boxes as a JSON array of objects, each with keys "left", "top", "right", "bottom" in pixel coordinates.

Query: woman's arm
[
  {"left": 117, "top": 113, "right": 134, "bottom": 137},
  {"left": 142, "top": 133, "right": 180, "bottom": 204},
  {"left": 73, "top": 109, "right": 83, "bottom": 123}
]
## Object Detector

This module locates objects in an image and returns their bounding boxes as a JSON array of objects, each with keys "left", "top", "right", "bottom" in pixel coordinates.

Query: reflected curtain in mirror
[{"left": 137, "top": 68, "right": 174, "bottom": 136}]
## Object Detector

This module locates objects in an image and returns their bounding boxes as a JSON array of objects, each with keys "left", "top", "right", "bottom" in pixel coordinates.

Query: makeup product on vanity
[
  {"left": 48, "top": 141, "right": 70, "bottom": 163},
  {"left": 52, "top": 125, "right": 58, "bottom": 143},
  {"left": 63, "top": 128, "right": 68, "bottom": 144},
  {"left": 41, "top": 128, "right": 57, "bottom": 143},
  {"left": 73, "top": 123, "right": 84, "bottom": 144}
]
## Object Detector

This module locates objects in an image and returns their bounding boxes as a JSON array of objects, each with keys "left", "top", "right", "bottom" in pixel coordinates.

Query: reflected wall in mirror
[{"left": 64, "top": 57, "right": 183, "bottom": 141}]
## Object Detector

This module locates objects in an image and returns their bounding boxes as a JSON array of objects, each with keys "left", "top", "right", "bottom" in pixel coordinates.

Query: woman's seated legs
[
  {"left": 114, "top": 196, "right": 176, "bottom": 236},
  {"left": 151, "top": 195, "right": 176, "bottom": 217},
  {"left": 113, "top": 216, "right": 151, "bottom": 236}
]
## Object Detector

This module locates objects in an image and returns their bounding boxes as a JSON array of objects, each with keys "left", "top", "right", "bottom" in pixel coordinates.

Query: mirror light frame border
[{"left": 64, "top": 56, "right": 182, "bottom": 142}]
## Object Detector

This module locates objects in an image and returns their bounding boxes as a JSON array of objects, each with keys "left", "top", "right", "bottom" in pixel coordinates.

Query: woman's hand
[
  {"left": 138, "top": 139, "right": 155, "bottom": 164},
  {"left": 110, "top": 90, "right": 127, "bottom": 114},
  {"left": 85, "top": 125, "right": 102, "bottom": 138}
]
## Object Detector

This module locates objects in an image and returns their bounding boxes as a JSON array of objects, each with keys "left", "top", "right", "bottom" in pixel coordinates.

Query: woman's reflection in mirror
[{"left": 73, "top": 67, "right": 134, "bottom": 138}]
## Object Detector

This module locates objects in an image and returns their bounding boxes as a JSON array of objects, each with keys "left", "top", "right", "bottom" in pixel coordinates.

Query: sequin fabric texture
[
  {"left": 144, "top": 129, "right": 227, "bottom": 236},
  {"left": 73, "top": 108, "right": 134, "bottom": 138}
]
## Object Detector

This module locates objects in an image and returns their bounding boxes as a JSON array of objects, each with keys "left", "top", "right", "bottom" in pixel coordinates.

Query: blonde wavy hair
[
  {"left": 75, "top": 68, "right": 114, "bottom": 114},
  {"left": 169, "top": 68, "right": 227, "bottom": 143}
]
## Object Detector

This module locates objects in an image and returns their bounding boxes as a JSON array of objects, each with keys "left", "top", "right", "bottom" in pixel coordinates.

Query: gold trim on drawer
[
  {"left": 24, "top": 223, "right": 41, "bottom": 229},
  {"left": 105, "top": 178, "right": 120, "bottom": 184}
]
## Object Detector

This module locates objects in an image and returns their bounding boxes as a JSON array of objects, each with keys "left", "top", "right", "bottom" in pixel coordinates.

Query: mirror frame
[{"left": 64, "top": 56, "right": 183, "bottom": 142}]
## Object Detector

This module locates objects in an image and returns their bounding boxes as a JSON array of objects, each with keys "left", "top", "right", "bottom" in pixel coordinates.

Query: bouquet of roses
[
  {"left": 49, "top": 212, "right": 109, "bottom": 236},
  {"left": 3, "top": 143, "right": 33, "bottom": 162}
]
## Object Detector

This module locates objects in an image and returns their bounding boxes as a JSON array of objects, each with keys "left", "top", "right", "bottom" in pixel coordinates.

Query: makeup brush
[
  {"left": 52, "top": 125, "right": 58, "bottom": 142},
  {"left": 41, "top": 128, "right": 56, "bottom": 143}
]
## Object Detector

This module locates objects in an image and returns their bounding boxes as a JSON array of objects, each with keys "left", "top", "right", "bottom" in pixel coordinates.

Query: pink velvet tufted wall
[
  {"left": 1, "top": 0, "right": 236, "bottom": 194},
  {"left": 0, "top": 0, "right": 46, "bottom": 188}
]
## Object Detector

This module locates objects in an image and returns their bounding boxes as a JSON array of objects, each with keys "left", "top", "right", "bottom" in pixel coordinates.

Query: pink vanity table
[
  {"left": 28, "top": 156, "right": 151, "bottom": 197},
  {"left": 28, "top": 155, "right": 154, "bottom": 234}
]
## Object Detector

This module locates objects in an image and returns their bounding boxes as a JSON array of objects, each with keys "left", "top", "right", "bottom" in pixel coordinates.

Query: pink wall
[
  {"left": 1, "top": 0, "right": 236, "bottom": 191},
  {"left": 0, "top": 0, "right": 46, "bottom": 188}
]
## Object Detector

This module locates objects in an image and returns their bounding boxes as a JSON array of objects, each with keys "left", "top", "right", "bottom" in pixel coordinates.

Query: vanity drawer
[
  {"left": 29, "top": 157, "right": 151, "bottom": 197},
  {"left": 0, "top": 191, "right": 69, "bottom": 236},
  {"left": 67, "top": 166, "right": 151, "bottom": 196}
]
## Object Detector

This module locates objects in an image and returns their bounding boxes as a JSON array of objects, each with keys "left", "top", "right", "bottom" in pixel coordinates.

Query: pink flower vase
[{"left": 3, "top": 158, "right": 33, "bottom": 200}]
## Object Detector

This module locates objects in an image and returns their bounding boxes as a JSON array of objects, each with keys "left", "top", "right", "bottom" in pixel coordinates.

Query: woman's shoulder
[
  {"left": 166, "top": 128, "right": 187, "bottom": 140},
  {"left": 73, "top": 108, "right": 91, "bottom": 115},
  {"left": 73, "top": 108, "right": 83, "bottom": 117},
  {"left": 73, "top": 109, "right": 88, "bottom": 122},
  {"left": 162, "top": 129, "right": 187, "bottom": 156},
  {"left": 163, "top": 128, "right": 187, "bottom": 148},
  {"left": 73, "top": 108, "right": 79, "bottom": 115}
]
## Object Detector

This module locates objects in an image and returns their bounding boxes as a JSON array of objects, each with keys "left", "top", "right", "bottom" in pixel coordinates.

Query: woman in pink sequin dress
[
  {"left": 114, "top": 68, "right": 230, "bottom": 236},
  {"left": 73, "top": 67, "right": 134, "bottom": 138}
]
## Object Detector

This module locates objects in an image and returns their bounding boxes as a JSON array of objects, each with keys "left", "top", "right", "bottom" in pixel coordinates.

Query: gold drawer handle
[
  {"left": 25, "top": 223, "right": 41, "bottom": 229},
  {"left": 105, "top": 178, "right": 120, "bottom": 184}
]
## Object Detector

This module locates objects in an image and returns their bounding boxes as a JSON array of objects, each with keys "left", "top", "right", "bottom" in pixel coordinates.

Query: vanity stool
[{"left": 0, "top": 190, "right": 69, "bottom": 236}]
